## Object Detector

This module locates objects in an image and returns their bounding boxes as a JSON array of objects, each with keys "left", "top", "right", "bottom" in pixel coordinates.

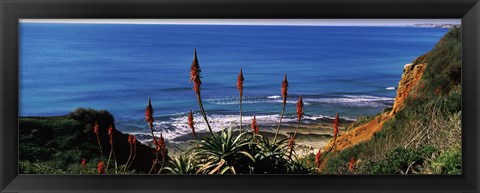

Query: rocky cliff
[
  {"left": 390, "top": 63, "right": 426, "bottom": 116},
  {"left": 19, "top": 108, "right": 167, "bottom": 174},
  {"left": 322, "top": 62, "right": 427, "bottom": 152}
]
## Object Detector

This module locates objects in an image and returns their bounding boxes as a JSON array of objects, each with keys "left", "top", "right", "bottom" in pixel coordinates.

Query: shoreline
[
  {"left": 19, "top": 114, "right": 355, "bottom": 158},
  {"left": 163, "top": 118, "right": 355, "bottom": 158}
]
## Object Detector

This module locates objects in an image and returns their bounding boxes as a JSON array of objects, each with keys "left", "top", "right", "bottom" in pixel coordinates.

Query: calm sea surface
[{"left": 19, "top": 23, "right": 448, "bottom": 141}]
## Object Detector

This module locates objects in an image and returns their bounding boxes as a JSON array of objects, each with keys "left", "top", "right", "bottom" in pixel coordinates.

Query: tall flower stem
[
  {"left": 106, "top": 125, "right": 117, "bottom": 172},
  {"left": 273, "top": 73, "right": 288, "bottom": 143},
  {"left": 106, "top": 143, "right": 117, "bottom": 172},
  {"left": 311, "top": 113, "right": 340, "bottom": 171},
  {"left": 291, "top": 95, "right": 304, "bottom": 139},
  {"left": 273, "top": 104, "right": 286, "bottom": 143},
  {"left": 149, "top": 125, "right": 160, "bottom": 174},
  {"left": 190, "top": 48, "right": 213, "bottom": 136},
  {"left": 237, "top": 69, "right": 244, "bottom": 132},
  {"left": 126, "top": 136, "right": 137, "bottom": 171},
  {"left": 93, "top": 122, "right": 104, "bottom": 161},
  {"left": 251, "top": 116, "right": 260, "bottom": 142},
  {"left": 239, "top": 97, "right": 243, "bottom": 132},
  {"left": 96, "top": 134, "right": 104, "bottom": 161},
  {"left": 188, "top": 110, "right": 196, "bottom": 139},
  {"left": 197, "top": 95, "right": 213, "bottom": 136},
  {"left": 146, "top": 97, "right": 162, "bottom": 173},
  {"left": 288, "top": 120, "right": 301, "bottom": 159},
  {"left": 123, "top": 136, "right": 133, "bottom": 172},
  {"left": 288, "top": 95, "right": 303, "bottom": 159}
]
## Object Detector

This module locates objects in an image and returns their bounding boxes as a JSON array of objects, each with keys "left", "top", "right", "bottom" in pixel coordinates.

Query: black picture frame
[{"left": 1, "top": 0, "right": 479, "bottom": 192}]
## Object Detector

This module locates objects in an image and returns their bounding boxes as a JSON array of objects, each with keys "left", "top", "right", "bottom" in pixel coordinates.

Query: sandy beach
[{"left": 163, "top": 118, "right": 354, "bottom": 158}]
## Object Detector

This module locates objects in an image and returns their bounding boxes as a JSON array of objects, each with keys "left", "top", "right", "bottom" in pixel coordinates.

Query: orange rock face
[
  {"left": 390, "top": 63, "right": 426, "bottom": 116},
  {"left": 321, "top": 63, "right": 426, "bottom": 154}
]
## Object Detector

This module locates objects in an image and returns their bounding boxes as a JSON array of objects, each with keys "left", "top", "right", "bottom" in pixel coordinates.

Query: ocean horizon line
[{"left": 19, "top": 18, "right": 461, "bottom": 27}]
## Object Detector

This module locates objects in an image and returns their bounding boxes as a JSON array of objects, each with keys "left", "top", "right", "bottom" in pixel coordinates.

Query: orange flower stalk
[
  {"left": 287, "top": 135, "right": 296, "bottom": 159},
  {"left": 188, "top": 110, "right": 196, "bottom": 138},
  {"left": 126, "top": 135, "right": 134, "bottom": 167},
  {"left": 108, "top": 124, "right": 114, "bottom": 145},
  {"left": 150, "top": 133, "right": 167, "bottom": 174},
  {"left": 156, "top": 133, "right": 166, "bottom": 153},
  {"left": 93, "top": 121, "right": 99, "bottom": 134},
  {"left": 288, "top": 95, "right": 304, "bottom": 156},
  {"left": 189, "top": 48, "right": 213, "bottom": 136},
  {"left": 106, "top": 124, "right": 117, "bottom": 171},
  {"left": 348, "top": 157, "right": 356, "bottom": 172},
  {"left": 132, "top": 135, "right": 137, "bottom": 148},
  {"left": 157, "top": 133, "right": 168, "bottom": 164},
  {"left": 273, "top": 73, "right": 288, "bottom": 143},
  {"left": 93, "top": 121, "right": 104, "bottom": 161},
  {"left": 315, "top": 149, "right": 322, "bottom": 168},
  {"left": 282, "top": 74, "right": 288, "bottom": 104},
  {"left": 333, "top": 113, "right": 339, "bottom": 142},
  {"left": 296, "top": 95, "right": 304, "bottom": 122},
  {"left": 125, "top": 134, "right": 137, "bottom": 171},
  {"left": 145, "top": 97, "right": 160, "bottom": 161},
  {"left": 315, "top": 112, "right": 341, "bottom": 169},
  {"left": 132, "top": 135, "right": 137, "bottom": 165},
  {"left": 237, "top": 69, "right": 244, "bottom": 131},
  {"left": 128, "top": 135, "right": 133, "bottom": 144},
  {"left": 145, "top": 97, "right": 154, "bottom": 129},
  {"left": 190, "top": 48, "right": 202, "bottom": 95},
  {"left": 251, "top": 116, "right": 260, "bottom": 135},
  {"left": 97, "top": 161, "right": 105, "bottom": 174},
  {"left": 288, "top": 95, "right": 304, "bottom": 159},
  {"left": 81, "top": 158, "right": 87, "bottom": 170}
]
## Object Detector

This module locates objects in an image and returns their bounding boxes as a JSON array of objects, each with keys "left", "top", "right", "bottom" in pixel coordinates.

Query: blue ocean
[{"left": 19, "top": 23, "right": 448, "bottom": 141}]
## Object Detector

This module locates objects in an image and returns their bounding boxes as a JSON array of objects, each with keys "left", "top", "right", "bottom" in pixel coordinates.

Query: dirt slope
[{"left": 322, "top": 63, "right": 426, "bottom": 153}]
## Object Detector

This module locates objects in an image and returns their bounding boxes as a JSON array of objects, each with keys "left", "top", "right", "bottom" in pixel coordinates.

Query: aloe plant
[
  {"left": 163, "top": 155, "right": 199, "bottom": 174},
  {"left": 195, "top": 128, "right": 255, "bottom": 174}
]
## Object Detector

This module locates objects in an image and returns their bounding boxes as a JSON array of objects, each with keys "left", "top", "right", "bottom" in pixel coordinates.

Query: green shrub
[
  {"left": 20, "top": 161, "right": 68, "bottom": 174},
  {"left": 359, "top": 146, "right": 436, "bottom": 174},
  {"left": 429, "top": 145, "right": 461, "bottom": 174},
  {"left": 322, "top": 144, "right": 364, "bottom": 174}
]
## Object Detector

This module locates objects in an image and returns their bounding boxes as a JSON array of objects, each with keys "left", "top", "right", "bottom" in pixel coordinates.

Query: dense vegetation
[
  {"left": 20, "top": 109, "right": 156, "bottom": 174},
  {"left": 321, "top": 27, "right": 462, "bottom": 174}
]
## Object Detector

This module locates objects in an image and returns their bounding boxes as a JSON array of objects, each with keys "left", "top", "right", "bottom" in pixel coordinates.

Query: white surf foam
[{"left": 386, "top": 87, "right": 396, "bottom": 90}]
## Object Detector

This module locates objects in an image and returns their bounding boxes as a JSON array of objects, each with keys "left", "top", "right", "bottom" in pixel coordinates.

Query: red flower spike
[
  {"left": 237, "top": 69, "right": 244, "bottom": 97},
  {"left": 281, "top": 73, "right": 288, "bottom": 105},
  {"left": 93, "top": 122, "right": 99, "bottom": 134},
  {"left": 145, "top": 97, "right": 154, "bottom": 128},
  {"left": 128, "top": 135, "right": 133, "bottom": 144},
  {"left": 348, "top": 157, "right": 356, "bottom": 172},
  {"left": 132, "top": 135, "right": 137, "bottom": 147},
  {"left": 315, "top": 149, "right": 322, "bottom": 167},
  {"left": 81, "top": 158, "right": 87, "bottom": 169},
  {"left": 188, "top": 110, "right": 196, "bottom": 138},
  {"left": 296, "top": 95, "right": 304, "bottom": 121},
  {"left": 156, "top": 133, "right": 166, "bottom": 152},
  {"left": 333, "top": 113, "right": 339, "bottom": 139},
  {"left": 97, "top": 161, "right": 105, "bottom": 174},
  {"left": 251, "top": 116, "right": 260, "bottom": 134},
  {"left": 108, "top": 124, "right": 113, "bottom": 136},
  {"left": 190, "top": 48, "right": 202, "bottom": 95}
]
